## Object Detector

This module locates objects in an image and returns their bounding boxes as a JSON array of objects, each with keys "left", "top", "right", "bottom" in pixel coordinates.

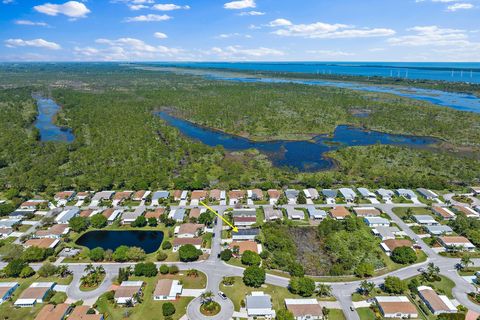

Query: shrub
[
  {"left": 243, "top": 266, "right": 265, "bottom": 288},
  {"left": 241, "top": 250, "right": 261, "bottom": 266},
  {"left": 160, "top": 265, "right": 169, "bottom": 274},
  {"left": 169, "top": 265, "right": 179, "bottom": 274},
  {"left": 3, "top": 259, "right": 27, "bottom": 277},
  {"left": 134, "top": 262, "right": 158, "bottom": 277},
  {"left": 89, "top": 247, "right": 105, "bottom": 262},
  {"left": 384, "top": 276, "right": 407, "bottom": 294},
  {"left": 289, "top": 277, "right": 316, "bottom": 297},
  {"left": 162, "top": 241, "right": 172, "bottom": 250},
  {"left": 391, "top": 247, "right": 417, "bottom": 264},
  {"left": 38, "top": 262, "right": 58, "bottom": 277},
  {"left": 156, "top": 251, "right": 168, "bottom": 261},
  {"left": 162, "top": 302, "right": 176, "bottom": 317},
  {"left": 178, "top": 244, "right": 202, "bottom": 262},
  {"left": 20, "top": 266, "right": 35, "bottom": 278},
  {"left": 220, "top": 249, "right": 232, "bottom": 261},
  {"left": 90, "top": 214, "right": 107, "bottom": 229}
]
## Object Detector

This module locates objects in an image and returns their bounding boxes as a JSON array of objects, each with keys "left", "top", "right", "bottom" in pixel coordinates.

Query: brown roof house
[
  {"left": 24, "top": 238, "right": 60, "bottom": 249},
  {"left": 439, "top": 236, "right": 475, "bottom": 252},
  {"left": 69, "top": 305, "right": 104, "bottom": 320},
  {"left": 175, "top": 223, "right": 205, "bottom": 238},
  {"left": 229, "top": 241, "right": 260, "bottom": 255},
  {"left": 418, "top": 286, "right": 457, "bottom": 315},
  {"left": 35, "top": 303, "right": 71, "bottom": 320},
  {"left": 375, "top": 296, "right": 418, "bottom": 318},
  {"left": 14, "top": 282, "right": 55, "bottom": 307},
  {"left": 172, "top": 237, "right": 203, "bottom": 252},
  {"left": 380, "top": 239, "right": 412, "bottom": 256},
  {"left": 114, "top": 281, "right": 144, "bottom": 305},
  {"left": 285, "top": 299, "right": 323, "bottom": 320},
  {"left": 35, "top": 224, "right": 69, "bottom": 239},
  {"left": 432, "top": 206, "right": 455, "bottom": 220},
  {"left": 267, "top": 189, "right": 281, "bottom": 205},
  {"left": 353, "top": 207, "right": 381, "bottom": 217},
  {"left": 329, "top": 206, "right": 350, "bottom": 220},
  {"left": 153, "top": 279, "right": 183, "bottom": 301}
]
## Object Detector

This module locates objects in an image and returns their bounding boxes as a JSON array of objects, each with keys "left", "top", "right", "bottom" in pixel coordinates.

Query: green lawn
[
  {"left": 357, "top": 307, "right": 376, "bottom": 320},
  {"left": 406, "top": 275, "right": 456, "bottom": 298},
  {"left": 95, "top": 276, "right": 193, "bottom": 320},
  {"left": 329, "top": 308, "right": 347, "bottom": 320},
  {"left": 219, "top": 276, "right": 333, "bottom": 312},
  {"left": 392, "top": 207, "right": 433, "bottom": 219}
]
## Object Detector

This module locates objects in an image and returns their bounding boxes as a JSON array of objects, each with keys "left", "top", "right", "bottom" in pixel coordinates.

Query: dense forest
[{"left": 0, "top": 63, "right": 479, "bottom": 193}]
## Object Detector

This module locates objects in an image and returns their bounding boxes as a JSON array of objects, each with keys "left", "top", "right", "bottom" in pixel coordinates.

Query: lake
[
  {"left": 34, "top": 96, "right": 75, "bottom": 142},
  {"left": 76, "top": 230, "right": 164, "bottom": 254},
  {"left": 158, "top": 112, "right": 437, "bottom": 172}
]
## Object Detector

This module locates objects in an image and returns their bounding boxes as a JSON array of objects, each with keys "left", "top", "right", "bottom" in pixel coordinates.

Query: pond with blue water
[{"left": 76, "top": 230, "right": 164, "bottom": 254}]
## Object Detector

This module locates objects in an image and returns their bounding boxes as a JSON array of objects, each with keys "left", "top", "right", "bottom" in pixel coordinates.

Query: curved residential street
[{"left": 6, "top": 201, "right": 480, "bottom": 320}]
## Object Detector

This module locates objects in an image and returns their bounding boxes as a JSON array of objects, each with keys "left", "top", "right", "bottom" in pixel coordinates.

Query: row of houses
[{"left": 113, "top": 279, "right": 183, "bottom": 305}]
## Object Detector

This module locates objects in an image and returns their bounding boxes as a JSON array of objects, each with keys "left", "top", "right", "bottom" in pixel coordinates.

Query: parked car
[{"left": 218, "top": 291, "right": 227, "bottom": 300}]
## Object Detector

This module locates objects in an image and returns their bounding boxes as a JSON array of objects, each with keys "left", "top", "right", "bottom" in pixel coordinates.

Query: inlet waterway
[
  {"left": 158, "top": 112, "right": 437, "bottom": 172},
  {"left": 34, "top": 96, "right": 74, "bottom": 142}
]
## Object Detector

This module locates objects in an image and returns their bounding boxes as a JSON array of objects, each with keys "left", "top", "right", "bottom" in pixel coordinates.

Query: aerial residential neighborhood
[{"left": 0, "top": 186, "right": 480, "bottom": 319}]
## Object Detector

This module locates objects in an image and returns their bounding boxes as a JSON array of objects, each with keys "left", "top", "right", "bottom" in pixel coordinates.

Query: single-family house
[
  {"left": 145, "top": 208, "right": 165, "bottom": 221},
  {"left": 353, "top": 207, "right": 381, "bottom": 217},
  {"left": 114, "top": 281, "right": 144, "bottom": 305},
  {"left": 0, "top": 282, "right": 19, "bottom": 304},
  {"left": 173, "top": 190, "right": 188, "bottom": 202},
  {"left": 246, "top": 292, "right": 276, "bottom": 318},
  {"left": 229, "top": 241, "right": 261, "bottom": 255},
  {"left": 35, "top": 303, "right": 71, "bottom": 320},
  {"left": 307, "top": 206, "right": 326, "bottom": 220},
  {"left": 425, "top": 225, "right": 454, "bottom": 236},
  {"left": 432, "top": 206, "right": 455, "bottom": 220},
  {"left": 416, "top": 188, "right": 439, "bottom": 201},
  {"left": 151, "top": 191, "right": 169, "bottom": 206},
  {"left": 24, "top": 238, "right": 60, "bottom": 249},
  {"left": 418, "top": 286, "right": 457, "bottom": 315},
  {"left": 375, "top": 296, "right": 418, "bottom": 319},
  {"left": 0, "top": 218, "right": 21, "bottom": 229},
  {"left": 267, "top": 189, "right": 281, "bottom": 205},
  {"left": 322, "top": 189, "right": 338, "bottom": 204},
  {"left": 413, "top": 215, "right": 439, "bottom": 226},
  {"left": 54, "top": 191, "right": 76, "bottom": 206},
  {"left": 339, "top": 188, "right": 357, "bottom": 203},
  {"left": 79, "top": 209, "right": 94, "bottom": 218},
  {"left": 189, "top": 207, "right": 205, "bottom": 220},
  {"left": 329, "top": 206, "right": 350, "bottom": 220},
  {"left": 377, "top": 188, "right": 395, "bottom": 202},
  {"left": 209, "top": 189, "right": 225, "bottom": 202},
  {"left": 372, "top": 226, "right": 402, "bottom": 241},
  {"left": 153, "top": 279, "right": 183, "bottom": 301},
  {"left": 285, "top": 189, "right": 299, "bottom": 205},
  {"left": 75, "top": 192, "right": 90, "bottom": 201},
  {"left": 20, "top": 200, "right": 48, "bottom": 210},
  {"left": 172, "top": 237, "right": 203, "bottom": 252},
  {"left": 358, "top": 188, "right": 376, "bottom": 199},
  {"left": 263, "top": 206, "right": 283, "bottom": 221},
  {"left": 55, "top": 208, "right": 80, "bottom": 224},
  {"left": 286, "top": 207, "right": 305, "bottom": 220},
  {"left": 232, "top": 228, "right": 259, "bottom": 241},
  {"left": 175, "top": 223, "right": 205, "bottom": 238},
  {"left": 35, "top": 224, "right": 69, "bottom": 239},
  {"left": 234, "top": 216, "right": 257, "bottom": 228},
  {"left": 112, "top": 191, "right": 133, "bottom": 206},
  {"left": 470, "top": 186, "right": 480, "bottom": 196},
  {"left": 14, "top": 282, "right": 55, "bottom": 307},
  {"left": 0, "top": 228, "right": 13, "bottom": 239},
  {"left": 90, "top": 191, "right": 114, "bottom": 207},
  {"left": 69, "top": 305, "right": 104, "bottom": 320},
  {"left": 396, "top": 189, "right": 418, "bottom": 201},
  {"left": 9, "top": 208, "right": 36, "bottom": 219},
  {"left": 439, "top": 236, "right": 475, "bottom": 252},
  {"left": 102, "top": 208, "right": 122, "bottom": 225},
  {"left": 453, "top": 205, "right": 479, "bottom": 218},
  {"left": 381, "top": 239, "right": 413, "bottom": 256},
  {"left": 248, "top": 189, "right": 264, "bottom": 201},
  {"left": 190, "top": 190, "right": 207, "bottom": 205},
  {"left": 121, "top": 206, "right": 145, "bottom": 224},
  {"left": 132, "top": 190, "right": 150, "bottom": 202},
  {"left": 169, "top": 208, "right": 186, "bottom": 222},
  {"left": 285, "top": 299, "right": 323, "bottom": 320},
  {"left": 228, "top": 190, "right": 245, "bottom": 205},
  {"left": 303, "top": 188, "right": 319, "bottom": 200},
  {"left": 364, "top": 217, "right": 390, "bottom": 227}
]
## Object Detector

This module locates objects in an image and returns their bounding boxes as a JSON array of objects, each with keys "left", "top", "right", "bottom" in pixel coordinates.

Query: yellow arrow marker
[{"left": 200, "top": 201, "right": 238, "bottom": 233}]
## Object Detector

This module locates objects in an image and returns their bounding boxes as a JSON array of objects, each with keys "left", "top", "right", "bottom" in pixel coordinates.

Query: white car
[{"left": 218, "top": 291, "right": 227, "bottom": 300}]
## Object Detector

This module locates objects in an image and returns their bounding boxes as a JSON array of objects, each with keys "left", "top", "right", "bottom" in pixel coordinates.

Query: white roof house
[
  {"left": 377, "top": 188, "right": 395, "bottom": 201},
  {"left": 372, "top": 226, "right": 402, "bottom": 241},
  {"left": 396, "top": 189, "right": 418, "bottom": 199},
  {"left": 151, "top": 191, "right": 169, "bottom": 206},
  {"left": 358, "top": 187, "right": 376, "bottom": 198},
  {"left": 364, "top": 217, "right": 390, "bottom": 227},
  {"left": 246, "top": 292, "right": 275, "bottom": 318},
  {"left": 425, "top": 225, "right": 453, "bottom": 236},
  {"left": 263, "top": 206, "right": 283, "bottom": 221},
  {"left": 90, "top": 191, "right": 114, "bottom": 206},
  {"left": 55, "top": 208, "right": 79, "bottom": 224},
  {"left": 413, "top": 215, "right": 439, "bottom": 226},
  {"left": 416, "top": 188, "right": 439, "bottom": 200},
  {"left": 285, "top": 189, "right": 299, "bottom": 205},
  {"left": 339, "top": 188, "right": 357, "bottom": 202},
  {"left": 322, "top": 189, "right": 338, "bottom": 204},
  {"left": 0, "top": 218, "right": 21, "bottom": 229},
  {"left": 121, "top": 206, "right": 145, "bottom": 224}
]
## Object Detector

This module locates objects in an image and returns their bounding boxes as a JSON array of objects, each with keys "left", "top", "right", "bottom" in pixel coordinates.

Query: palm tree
[
  {"left": 57, "top": 265, "right": 71, "bottom": 278},
  {"left": 187, "top": 269, "right": 199, "bottom": 277},
  {"left": 96, "top": 265, "right": 105, "bottom": 274},
  {"left": 84, "top": 263, "right": 94, "bottom": 274},
  {"left": 317, "top": 283, "right": 332, "bottom": 297},
  {"left": 461, "top": 256, "right": 473, "bottom": 270},
  {"left": 200, "top": 291, "right": 214, "bottom": 304},
  {"left": 423, "top": 263, "right": 440, "bottom": 282},
  {"left": 359, "top": 280, "right": 375, "bottom": 296}
]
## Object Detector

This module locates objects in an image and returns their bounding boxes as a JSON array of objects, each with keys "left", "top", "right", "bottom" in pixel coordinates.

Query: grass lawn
[
  {"left": 329, "top": 308, "right": 347, "bottom": 320},
  {"left": 458, "top": 266, "right": 480, "bottom": 276},
  {"left": 95, "top": 276, "right": 193, "bottom": 320},
  {"left": 392, "top": 207, "right": 433, "bottom": 219},
  {"left": 407, "top": 275, "right": 456, "bottom": 298},
  {"left": 80, "top": 273, "right": 106, "bottom": 291},
  {"left": 50, "top": 292, "right": 67, "bottom": 304},
  {"left": 220, "top": 276, "right": 325, "bottom": 312},
  {"left": 165, "top": 270, "right": 207, "bottom": 289},
  {"left": 17, "top": 224, "right": 32, "bottom": 232},
  {"left": 357, "top": 307, "right": 376, "bottom": 320}
]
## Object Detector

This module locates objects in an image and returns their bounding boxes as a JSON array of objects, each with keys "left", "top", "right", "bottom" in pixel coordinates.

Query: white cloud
[
  {"left": 224, "top": 0, "right": 255, "bottom": 10},
  {"left": 268, "top": 19, "right": 395, "bottom": 39},
  {"left": 388, "top": 26, "right": 472, "bottom": 46},
  {"left": 446, "top": 3, "right": 474, "bottom": 11},
  {"left": 34, "top": 1, "right": 90, "bottom": 19},
  {"left": 129, "top": 4, "right": 148, "bottom": 10},
  {"left": 306, "top": 50, "right": 354, "bottom": 57},
  {"left": 15, "top": 20, "right": 49, "bottom": 27},
  {"left": 215, "top": 33, "right": 252, "bottom": 39},
  {"left": 124, "top": 14, "right": 171, "bottom": 22},
  {"left": 5, "top": 38, "right": 61, "bottom": 50},
  {"left": 238, "top": 10, "right": 265, "bottom": 16},
  {"left": 2, "top": 0, "right": 14, "bottom": 3},
  {"left": 208, "top": 45, "right": 284, "bottom": 59},
  {"left": 152, "top": 3, "right": 190, "bottom": 11},
  {"left": 154, "top": 32, "right": 168, "bottom": 39}
]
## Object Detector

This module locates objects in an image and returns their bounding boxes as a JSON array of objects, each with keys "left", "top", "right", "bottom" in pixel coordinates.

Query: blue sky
[{"left": 0, "top": 0, "right": 479, "bottom": 61}]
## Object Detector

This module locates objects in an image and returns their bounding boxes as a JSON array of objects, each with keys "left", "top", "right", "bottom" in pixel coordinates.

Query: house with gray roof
[
  {"left": 285, "top": 189, "right": 299, "bottom": 205},
  {"left": 397, "top": 189, "right": 419, "bottom": 202},
  {"left": 286, "top": 207, "right": 305, "bottom": 220},
  {"left": 246, "top": 292, "right": 275, "bottom": 318},
  {"left": 339, "top": 188, "right": 357, "bottom": 203},
  {"left": 122, "top": 206, "right": 145, "bottom": 224},
  {"left": 152, "top": 191, "right": 170, "bottom": 206},
  {"left": 364, "top": 217, "right": 390, "bottom": 227},
  {"left": 232, "top": 228, "right": 259, "bottom": 241},
  {"left": 376, "top": 188, "right": 395, "bottom": 202},
  {"left": 263, "top": 206, "right": 283, "bottom": 221},
  {"left": 417, "top": 188, "right": 439, "bottom": 200},
  {"left": 55, "top": 207, "right": 79, "bottom": 224},
  {"left": 414, "top": 215, "right": 439, "bottom": 226},
  {"left": 307, "top": 206, "right": 327, "bottom": 220},
  {"left": 425, "top": 225, "right": 454, "bottom": 236},
  {"left": 0, "top": 218, "right": 22, "bottom": 229},
  {"left": 322, "top": 189, "right": 337, "bottom": 204},
  {"left": 169, "top": 208, "right": 186, "bottom": 222},
  {"left": 372, "top": 226, "right": 402, "bottom": 241},
  {"left": 232, "top": 208, "right": 257, "bottom": 217},
  {"left": 90, "top": 191, "right": 115, "bottom": 206}
]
